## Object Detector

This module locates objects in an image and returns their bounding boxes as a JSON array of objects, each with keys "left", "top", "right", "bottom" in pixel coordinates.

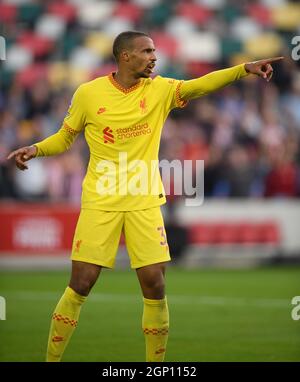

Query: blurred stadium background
[{"left": 0, "top": 0, "right": 300, "bottom": 362}]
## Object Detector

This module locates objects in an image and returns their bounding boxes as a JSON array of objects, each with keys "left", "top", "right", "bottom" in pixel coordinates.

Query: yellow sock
[
  {"left": 142, "top": 297, "right": 169, "bottom": 362},
  {"left": 46, "top": 286, "right": 86, "bottom": 362}
]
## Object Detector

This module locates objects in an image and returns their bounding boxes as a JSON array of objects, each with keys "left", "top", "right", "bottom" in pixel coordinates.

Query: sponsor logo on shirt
[
  {"left": 103, "top": 127, "right": 115, "bottom": 143},
  {"left": 116, "top": 123, "right": 151, "bottom": 140}
]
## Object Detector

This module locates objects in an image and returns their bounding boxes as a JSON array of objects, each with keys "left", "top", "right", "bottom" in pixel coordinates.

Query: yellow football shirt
[{"left": 34, "top": 64, "right": 248, "bottom": 211}]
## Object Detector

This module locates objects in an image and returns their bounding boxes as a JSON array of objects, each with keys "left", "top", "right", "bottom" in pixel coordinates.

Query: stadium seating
[
  {"left": 47, "top": 2, "right": 77, "bottom": 24},
  {"left": 0, "top": 3, "right": 17, "bottom": 23},
  {"left": 114, "top": 1, "right": 143, "bottom": 22},
  {"left": 18, "top": 32, "right": 54, "bottom": 57},
  {"left": 176, "top": 2, "right": 213, "bottom": 24},
  {"left": 2, "top": 0, "right": 295, "bottom": 80},
  {"left": 1, "top": 0, "right": 299, "bottom": 206}
]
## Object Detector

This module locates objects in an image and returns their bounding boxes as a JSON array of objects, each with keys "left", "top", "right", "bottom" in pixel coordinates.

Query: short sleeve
[{"left": 63, "top": 85, "right": 86, "bottom": 134}]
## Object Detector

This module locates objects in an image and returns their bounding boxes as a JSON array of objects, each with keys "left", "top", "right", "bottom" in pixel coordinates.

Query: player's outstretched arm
[
  {"left": 7, "top": 125, "right": 79, "bottom": 171},
  {"left": 244, "top": 56, "right": 284, "bottom": 81},
  {"left": 179, "top": 56, "right": 284, "bottom": 101},
  {"left": 7, "top": 145, "right": 37, "bottom": 171}
]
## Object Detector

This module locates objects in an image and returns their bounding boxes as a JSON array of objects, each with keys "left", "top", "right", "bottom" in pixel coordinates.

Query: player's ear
[{"left": 121, "top": 50, "right": 130, "bottom": 62}]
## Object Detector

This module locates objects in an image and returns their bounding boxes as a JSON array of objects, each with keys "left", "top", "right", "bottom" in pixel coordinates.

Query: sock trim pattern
[
  {"left": 143, "top": 328, "right": 169, "bottom": 335},
  {"left": 51, "top": 336, "right": 64, "bottom": 342},
  {"left": 52, "top": 313, "right": 78, "bottom": 327}
]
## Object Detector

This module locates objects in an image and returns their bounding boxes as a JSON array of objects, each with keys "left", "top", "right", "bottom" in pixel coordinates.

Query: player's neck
[{"left": 113, "top": 70, "right": 141, "bottom": 90}]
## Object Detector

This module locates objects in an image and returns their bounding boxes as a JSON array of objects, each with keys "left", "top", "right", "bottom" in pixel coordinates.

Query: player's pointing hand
[
  {"left": 244, "top": 56, "right": 284, "bottom": 82},
  {"left": 7, "top": 145, "right": 37, "bottom": 171}
]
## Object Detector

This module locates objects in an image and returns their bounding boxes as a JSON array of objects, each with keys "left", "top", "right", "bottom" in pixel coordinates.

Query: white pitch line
[{"left": 1, "top": 290, "right": 290, "bottom": 308}]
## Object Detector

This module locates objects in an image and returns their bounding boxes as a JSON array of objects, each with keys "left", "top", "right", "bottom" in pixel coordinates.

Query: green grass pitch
[{"left": 0, "top": 266, "right": 299, "bottom": 362}]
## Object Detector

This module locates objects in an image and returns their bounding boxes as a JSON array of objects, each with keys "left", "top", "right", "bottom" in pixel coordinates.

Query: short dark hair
[{"left": 112, "top": 31, "right": 149, "bottom": 62}]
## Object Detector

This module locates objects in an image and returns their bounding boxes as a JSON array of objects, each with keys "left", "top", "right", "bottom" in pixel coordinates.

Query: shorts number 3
[{"left": 157, "top": 226, "right": 167, "bottom": 246}]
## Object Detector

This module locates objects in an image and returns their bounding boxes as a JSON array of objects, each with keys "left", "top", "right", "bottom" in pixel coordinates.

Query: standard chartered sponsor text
[{"left": 117, "top": 123, "right": 151, "bottom": 140}]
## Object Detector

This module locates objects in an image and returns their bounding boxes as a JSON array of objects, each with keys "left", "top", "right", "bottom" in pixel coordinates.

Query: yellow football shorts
[{"left": 71, "top": 206, "right": 171, "bottom": 269}]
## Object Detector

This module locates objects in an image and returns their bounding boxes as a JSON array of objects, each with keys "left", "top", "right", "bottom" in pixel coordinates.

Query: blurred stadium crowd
[{"left": 1, "top": 0, "right": 300, "bottom": 203}]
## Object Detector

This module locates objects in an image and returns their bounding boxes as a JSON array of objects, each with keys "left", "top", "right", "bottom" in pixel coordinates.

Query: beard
[{"left": 136, "top": 70, "right": 150, "bottom": 78}]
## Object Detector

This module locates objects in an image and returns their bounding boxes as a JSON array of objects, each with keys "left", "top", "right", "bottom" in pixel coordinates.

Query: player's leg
[
  {"left": 125, "top": 207, "right": 170, "bottom": 362},
  {"left": 69, "top": 260, "right": 102, "bottom": 296},
  {"left": 46, "top": 261, "right": 101, "bottom": 362},
  {"left": 136, "top": 262, "right": 166, "bottom": 299},
  {"left": 46, "top": 209, "right": 124, "bottom": 362},
  {"left": 136, "top": 262, "right": 169, "bottom": 362}
]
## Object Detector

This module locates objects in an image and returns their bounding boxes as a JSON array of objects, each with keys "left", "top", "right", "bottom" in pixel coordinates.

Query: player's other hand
[
  {"left": 245, "top": 57, "right": 284, "bottom": 82},
  {"left": 7, "top": 145, "right": 37, "bottom": 171}
]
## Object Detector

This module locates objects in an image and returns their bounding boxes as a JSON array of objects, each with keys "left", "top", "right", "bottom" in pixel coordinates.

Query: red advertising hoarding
[{"left": 0, "top": 203, "right": 80, "bottom": 255}]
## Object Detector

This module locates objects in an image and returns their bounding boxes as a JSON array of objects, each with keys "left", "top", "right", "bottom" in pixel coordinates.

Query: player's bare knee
[
  {"left": 69, "top": 279, "right": 93, "bottom": 296},
  {"left": 144, "top": 279, "right": 165, "bottom": 298}
]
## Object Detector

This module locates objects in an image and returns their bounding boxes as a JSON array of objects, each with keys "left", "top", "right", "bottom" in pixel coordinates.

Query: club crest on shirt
[
  {"left": 140, "top": 97, "right": 147, "bottom": 114},
  {"left": 74, "top": 239, "right": 82, "bottom": 252}
]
